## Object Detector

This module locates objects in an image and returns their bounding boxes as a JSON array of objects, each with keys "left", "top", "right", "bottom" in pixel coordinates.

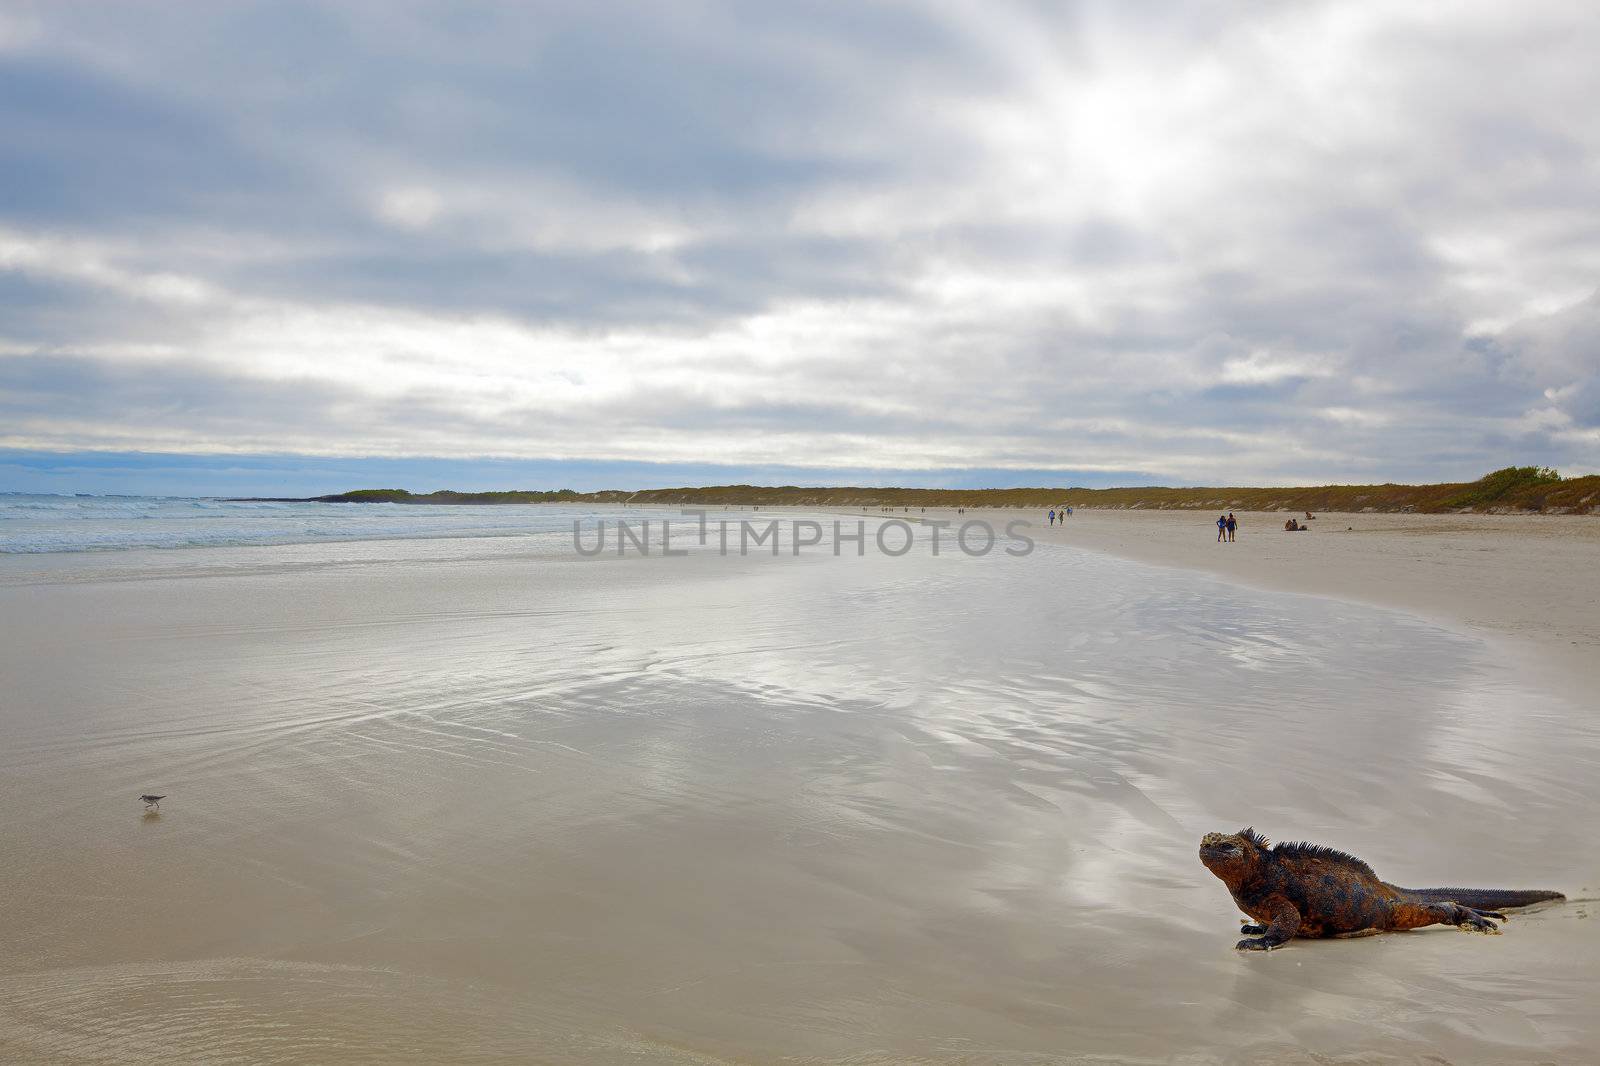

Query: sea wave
[{"left": 0, "top": 494, "right": 600, "bottom": 553}]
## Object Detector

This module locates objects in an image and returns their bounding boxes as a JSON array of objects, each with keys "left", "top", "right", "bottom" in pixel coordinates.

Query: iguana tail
[{"left": 1398, "top": 887, "right": 1564, "bottom": 910}]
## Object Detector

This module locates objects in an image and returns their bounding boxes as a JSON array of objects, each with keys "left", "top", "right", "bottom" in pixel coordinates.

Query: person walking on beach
[
  {"left": 1217, "top": 514, "right": 1227, "bottom": 542},
  {"left": 1226, "top": 513, "right": 1237, "bottom": 542},
  {"left": 1049, "top": 508, "right": 1057, "bottom": 526}
]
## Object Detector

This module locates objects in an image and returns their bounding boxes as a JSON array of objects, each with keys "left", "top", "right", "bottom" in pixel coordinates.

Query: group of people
[
  {"left": 1047, "top": 506, "right": 1072, "bottom": 526},
  {"left": 1213, "top": 510, "right": 1319, "bottom": 536}
]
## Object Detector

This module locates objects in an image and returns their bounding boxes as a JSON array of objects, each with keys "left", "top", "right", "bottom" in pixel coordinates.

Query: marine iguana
[{"left": 1200, "top": 828, "right": 1564, "bottom": 950}]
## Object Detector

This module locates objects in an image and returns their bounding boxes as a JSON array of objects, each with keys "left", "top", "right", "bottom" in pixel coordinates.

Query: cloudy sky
[{"left": 2, "top": 1, "right": 1598, "bottom": 494}]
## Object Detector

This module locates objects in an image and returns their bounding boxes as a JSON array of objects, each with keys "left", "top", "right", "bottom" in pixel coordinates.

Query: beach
[
  {"left": 1, "top": 506, "right": 1596, "bottom": 1064},
  {"left": 1022, "top": 508, "right": 1600, "bottom": 700}
]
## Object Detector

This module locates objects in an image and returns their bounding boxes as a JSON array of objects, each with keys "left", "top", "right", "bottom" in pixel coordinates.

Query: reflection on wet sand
[{"left": 0, "top": 533, "right": 1594, "bottom": 1063}]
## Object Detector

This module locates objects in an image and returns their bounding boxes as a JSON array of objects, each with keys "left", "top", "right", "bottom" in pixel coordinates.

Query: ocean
[{"left": 0, "top": 493, "right": 604, "bottom": 554}]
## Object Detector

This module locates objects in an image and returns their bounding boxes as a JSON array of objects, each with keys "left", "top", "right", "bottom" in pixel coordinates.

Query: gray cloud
[{"left": 1, "top": 0, "right": 1597, "bottom": 483}]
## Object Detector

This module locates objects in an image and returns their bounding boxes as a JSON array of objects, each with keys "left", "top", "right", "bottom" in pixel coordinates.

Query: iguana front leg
[{"left": 1237, "top": 900, "right": 1299, "bottom": 951}]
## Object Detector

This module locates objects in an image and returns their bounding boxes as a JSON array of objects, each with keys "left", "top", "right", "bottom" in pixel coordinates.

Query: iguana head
[{"left": 1199, "top": 827, "right": 1269, "bottom": 884}]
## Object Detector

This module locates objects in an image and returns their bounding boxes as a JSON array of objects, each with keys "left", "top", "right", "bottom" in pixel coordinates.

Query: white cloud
[
  {"left": 1, "top": 1, "right": 1597, "bottom": 483},
  {"left": 377, "top": 186, "right": 442, "bottom": 229},
  {"left": 1219, "top": 352, "right": 1335, "bottom": 387},
  {"left": 0, "top": 229, "right": 221, "bottom": 306}
]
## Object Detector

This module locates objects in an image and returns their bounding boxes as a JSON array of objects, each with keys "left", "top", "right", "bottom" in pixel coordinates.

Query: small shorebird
[{"left": 140, "top": 794, "right": 166, "bottom": 811}]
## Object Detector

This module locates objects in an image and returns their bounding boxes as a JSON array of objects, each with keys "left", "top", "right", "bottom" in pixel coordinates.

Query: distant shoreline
[{"left": 229, "top": 466, "right": 1597, "bottom": 514}]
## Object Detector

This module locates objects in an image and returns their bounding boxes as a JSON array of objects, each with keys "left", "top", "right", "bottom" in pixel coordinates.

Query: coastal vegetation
[
  {"left": 300, "top": 467, "right": 1598, "bottom": 514},
  {"left": 314, "top": 488, "right": 583, "bottom": 504}
]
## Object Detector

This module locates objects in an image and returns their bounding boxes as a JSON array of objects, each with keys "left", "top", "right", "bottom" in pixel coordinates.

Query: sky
[{"left": 2, "top": 1, "right": 1598, "bottom": 495}]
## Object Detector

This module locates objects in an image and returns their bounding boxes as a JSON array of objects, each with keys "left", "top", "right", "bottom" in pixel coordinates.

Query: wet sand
[
  {"left": 1033, "top": 509, "right": 1600, "bottom": 698},
  {"left": 0, "top": 522, "right": 1596, "bottom": 1063},
  {"left": 818, "top": 507, "right": 1600, "bottom": 696}
]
